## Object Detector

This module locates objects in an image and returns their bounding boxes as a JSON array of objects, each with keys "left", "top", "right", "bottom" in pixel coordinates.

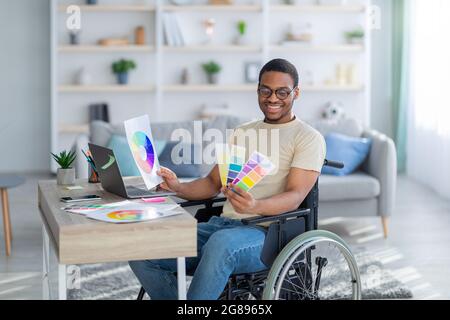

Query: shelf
[
  {"left": 270, "top": 44, "right": 364, "bottom": 53},
  {"left": 58, "top": 85, "right": 154, "bottom": 93},
  {"left": 163, "top": 84, "right": 363, "bottom": 92},
  {"left": 58, "top": 45, "right": 155, "bottom": 53},
  {"left": 58, "top": 5, "right": 155, "bottom": 12},
  {"left": 162, "top": 5, "right": 262, "bottom": 12},
  {"left": 59, "top": 124, "right": 89, "bottom": 134},
  {"left": 271, "top": 5, "right": 366, "bottom": 13},
  {"left": 163, "top": 84, "right": 256, "bottom": 92},
  {"left": 163, "top": 45, "right": 262, "bottom": 53},
  {"left": 303, "top": 84, "right": 364, "bottom": 92}
]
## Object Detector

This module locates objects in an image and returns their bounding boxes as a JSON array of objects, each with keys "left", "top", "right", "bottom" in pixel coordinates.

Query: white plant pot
[
  {"left": 234, "top": 34, "right": 248, "bottom": 46},
  {"left": 207, "top": 73, "right": 220, "bottom": 84},
  {"left": 57, "top": 168, "right": 76, "bottom": 186}
]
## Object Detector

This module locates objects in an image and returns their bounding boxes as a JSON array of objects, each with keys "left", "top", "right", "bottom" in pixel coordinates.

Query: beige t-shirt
[{"left": 221, "top": 118, "right": 326, "bottom": 220}]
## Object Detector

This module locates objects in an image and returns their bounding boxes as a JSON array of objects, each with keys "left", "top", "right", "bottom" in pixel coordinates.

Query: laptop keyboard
[{"left": 126, "top": 186, "right": 154, "bottom": 197}]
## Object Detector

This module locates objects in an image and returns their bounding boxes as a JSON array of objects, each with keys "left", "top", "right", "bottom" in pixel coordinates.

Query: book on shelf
[{"left": 163, "top": 12, "right": 185, "bottom": 47}]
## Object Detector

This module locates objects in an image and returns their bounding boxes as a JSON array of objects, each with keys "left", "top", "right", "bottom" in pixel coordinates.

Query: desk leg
[
  {"left": 58, "top": 264, "right": 67, "bottom": 300},
  {"left": 42, "top": 225, "right": 50, "bottom": 300},
  {"left": 177, "top": 257, "right": 187, "bottom": 300}
]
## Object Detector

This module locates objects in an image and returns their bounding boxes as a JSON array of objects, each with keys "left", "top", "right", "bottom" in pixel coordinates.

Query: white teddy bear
[{"left": 322, "top": 101, "right": 346, "bottom": 120}]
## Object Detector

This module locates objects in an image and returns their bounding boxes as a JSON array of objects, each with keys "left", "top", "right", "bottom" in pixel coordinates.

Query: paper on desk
[
  {"left": 86, "top": 204, "right": 182, "bottom": 224},
  {"left": 124, "top": 115, "right": 163, "bottom": 190},
  {"left": 61, "top": 200, "right": 132, "bottom": 215}
]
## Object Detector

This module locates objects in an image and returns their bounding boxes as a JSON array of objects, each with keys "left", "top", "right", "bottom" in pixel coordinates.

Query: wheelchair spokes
[{"left": 264, "top": 231, "right": 362, "bottom": 300}]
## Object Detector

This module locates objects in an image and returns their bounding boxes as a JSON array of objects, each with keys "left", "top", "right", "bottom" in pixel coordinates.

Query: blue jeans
[{"left": 129, "top": 216, "right": 268, "bottom": 300}]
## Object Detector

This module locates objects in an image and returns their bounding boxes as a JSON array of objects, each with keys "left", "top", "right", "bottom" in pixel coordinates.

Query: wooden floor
[{"left": 0, "top": 172, "right": 449, "bottom": 300}]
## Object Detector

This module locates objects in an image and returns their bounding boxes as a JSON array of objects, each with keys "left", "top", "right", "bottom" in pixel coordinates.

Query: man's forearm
[
  {"left": 176, "top": 177, "right": 220, "bottom": 201},
  {"left": 252, "top": 191, "right": 305, "bottom": 216}
]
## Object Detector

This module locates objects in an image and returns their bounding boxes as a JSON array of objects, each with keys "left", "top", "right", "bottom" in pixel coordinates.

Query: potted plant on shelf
[
  {"left": 345, "top": 28, "right": 365, "bottom": 45},
  {"left": 51, "top": 150, "right": 77, "bottom": 186},
  {"left": 202, "top": 61, "right": 222, "bottom": 84},
  {"left": 234, "top": 20, "right": 247, "bottom": 45},
  {"left": 112, "top": 59, "right": 137, "bottom": 85}
]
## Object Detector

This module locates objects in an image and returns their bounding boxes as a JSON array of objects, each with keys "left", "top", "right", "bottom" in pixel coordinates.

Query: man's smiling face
[{"left": 258, "top": 71, "right": 300, "bottom": 124}]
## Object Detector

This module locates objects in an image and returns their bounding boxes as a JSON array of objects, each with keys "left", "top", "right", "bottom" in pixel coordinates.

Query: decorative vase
[
  {"left": 75, "top": 67, "right": 92, "bottom": 85},
  {"left": 135, "top": 26, "right": 145, "bottom": 45},
  {"left": 69, "top": 31, "right": 80, "bottom": 45},
  {"left": 57, "top": 168, "right": 76, "bottom": 186},
  {"left": 234, "top": 34, "right": 248, "bottom": 46},
  {"left": 207, "top": 73, "right": 219, "bottom": 84},
  {"left": 117, "top": 72, "right": 129, "bottom": 85}
]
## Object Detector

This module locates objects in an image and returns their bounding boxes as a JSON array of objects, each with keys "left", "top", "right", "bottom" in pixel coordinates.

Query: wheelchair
[{"left": 137, "top": 160, "right": 362, "bottom": 300}]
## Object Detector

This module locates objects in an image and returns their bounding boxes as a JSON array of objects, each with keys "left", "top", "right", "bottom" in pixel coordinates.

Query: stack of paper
[
  {"left": 62, "top": 200, "right": 181, "bottom": 224},
  {"left": 86, "top": 204, "right": 181, "bottom": 224}
]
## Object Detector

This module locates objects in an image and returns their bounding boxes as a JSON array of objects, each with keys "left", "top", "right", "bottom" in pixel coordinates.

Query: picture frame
[{"left": 244, "top": 62, "right": 261, "bottom": 83}]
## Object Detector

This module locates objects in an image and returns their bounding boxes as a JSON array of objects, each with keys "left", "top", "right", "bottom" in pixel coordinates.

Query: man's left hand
[{"left": 222, "top": 184, "right": 258, "bottom": 215}]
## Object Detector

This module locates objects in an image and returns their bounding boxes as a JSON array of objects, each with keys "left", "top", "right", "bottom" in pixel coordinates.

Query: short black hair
[{"left": 258, "top": 58, "right": 299, "bottom": 87}]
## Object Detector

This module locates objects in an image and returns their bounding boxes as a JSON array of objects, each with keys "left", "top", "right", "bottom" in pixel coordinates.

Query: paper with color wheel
[
  {"left": 86, "top": 204, "right": 182, "bottom": 223},
  {"left": 124, "top": 115, "right": 163, "bottom": 190}
]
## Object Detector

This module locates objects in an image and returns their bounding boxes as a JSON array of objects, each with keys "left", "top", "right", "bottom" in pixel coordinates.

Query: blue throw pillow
[
  {"left": 158, "top": 141, "right": 202, "bottom": 178},
  {"left": 107, "top": 135, "right": 167, "bottom": 177},
  {"left": 322, "top": 133, "right": 372, "bottom": 176}
]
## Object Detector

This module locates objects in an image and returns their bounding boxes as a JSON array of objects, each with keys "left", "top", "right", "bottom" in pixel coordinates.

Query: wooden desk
[{"left": 38, "top": 178, "right": 197, "bottom": 300}]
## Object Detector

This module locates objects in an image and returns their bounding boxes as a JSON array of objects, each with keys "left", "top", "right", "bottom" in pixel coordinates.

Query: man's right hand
[{"left": 157, "top": 167, "right": 181, "bottom": 193}]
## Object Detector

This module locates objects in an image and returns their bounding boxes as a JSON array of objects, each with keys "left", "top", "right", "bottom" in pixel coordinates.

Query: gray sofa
[{"left": 74, "top": 115, "right": 397, "bottom": 238}]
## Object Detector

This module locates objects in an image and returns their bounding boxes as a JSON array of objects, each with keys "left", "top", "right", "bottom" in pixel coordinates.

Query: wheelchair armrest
[
  {"left": 241, "top": 208, "right": 311, "bottom": 226},
  {"left": 178, "top": 196, "right": 227, "bottom": 208}
]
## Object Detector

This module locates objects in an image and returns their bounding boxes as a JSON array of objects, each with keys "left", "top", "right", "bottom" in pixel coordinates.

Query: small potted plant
[
  {"left": 51, "top": 150, "right": 77, "bottom": 185},
  {"left": 202, "top": 61, "right": 222, "bottom": 84},
  {"left": 112, "top": 59, "right": 137, "bottom": 85},
  {"left": 345, "top": 28, "right": 365, "bottom": 45},
  {"left": 234, "top": 20, "right": 247, "bottom": 45}
]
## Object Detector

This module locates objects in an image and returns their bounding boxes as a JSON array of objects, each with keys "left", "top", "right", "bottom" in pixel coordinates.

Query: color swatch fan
[
  {"left": 215, "top": 143, "right": 230, "bottom": 187},
  {"left": 124, "top": 115, "right": 163, "bottom": 190},
  {"left": 226, "top": 145, "right": 246, "bottom": 186},
  {"left": 232, "top": 151, "right": 275, "bottom": 192}
]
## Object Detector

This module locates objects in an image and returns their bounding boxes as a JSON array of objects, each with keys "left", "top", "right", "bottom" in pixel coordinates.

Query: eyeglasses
[{"left": 257, "top": 86, "right": 296, "bottom": 100}]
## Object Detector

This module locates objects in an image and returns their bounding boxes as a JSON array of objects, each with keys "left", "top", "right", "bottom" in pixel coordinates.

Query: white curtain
[{"left": 407, "top": 0, "right": 450, "bottom": 199}]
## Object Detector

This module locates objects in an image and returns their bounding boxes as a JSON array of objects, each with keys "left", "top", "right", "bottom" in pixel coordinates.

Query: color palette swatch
[
  {"left": 61, "top": 200, "right": 131, "bottom": 216},
  {"left": 131, "top": 131, "right": 156, "bottom": 174},
  {"left": 232, "top": 151, "right": 275, "bottom": 192},
  {"left": 226, "top": 145, "right": 246, "bottom": 185},
  {"left": 215, "top": 143, "right": 230, "bottom": 187}
]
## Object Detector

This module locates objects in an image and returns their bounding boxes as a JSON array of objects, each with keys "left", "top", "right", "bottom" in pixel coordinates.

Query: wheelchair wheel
[{"left": 262, "top": 230, "right": 362, "bottom": 300}]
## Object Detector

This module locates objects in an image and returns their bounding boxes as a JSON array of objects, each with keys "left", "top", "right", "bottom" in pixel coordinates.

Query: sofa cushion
[
  {"left": 322, "top": 133, "right": 372, "bottom": 176},
  {"left": 158, "top": 141, "right": 203, "bottom": 178},
  {"left": 309, "top": 118, "right": 364, "bottom": 138},
  {"left": 318, "top": 172, "right": 380, "bottom": 201}
]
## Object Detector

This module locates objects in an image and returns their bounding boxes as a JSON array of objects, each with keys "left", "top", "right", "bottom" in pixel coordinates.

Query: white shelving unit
[{"left": 50, "top": 0, "right": 371, "bottom": 171}]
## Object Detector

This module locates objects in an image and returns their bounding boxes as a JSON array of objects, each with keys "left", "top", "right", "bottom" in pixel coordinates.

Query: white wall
[
  {"left": 0, "top": 0, "right": 51, "bottom": 172},
  {"left": 0, "top": 0, "right": 394, "bottom": 172}
]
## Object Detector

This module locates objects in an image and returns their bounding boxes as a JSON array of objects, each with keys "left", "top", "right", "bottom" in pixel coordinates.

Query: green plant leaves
[
  {"left": 112, "top": 59, "right": 137, "bottom": 74},
  {"left": 51, "top": 150, "right": 76, "bottom": 169}
]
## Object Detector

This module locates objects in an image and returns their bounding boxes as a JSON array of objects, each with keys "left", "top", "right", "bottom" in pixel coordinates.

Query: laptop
[{"left": 88, "top": 143, "right": 176, "bottom": 199}]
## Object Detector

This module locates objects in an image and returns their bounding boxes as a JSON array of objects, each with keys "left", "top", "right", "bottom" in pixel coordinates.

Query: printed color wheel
[
  {"left": 131, "top": 131, "right": 156, "bottom": 174},
  {"left": 107, "top": 210, "right": 144, "bottom": 221}
]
